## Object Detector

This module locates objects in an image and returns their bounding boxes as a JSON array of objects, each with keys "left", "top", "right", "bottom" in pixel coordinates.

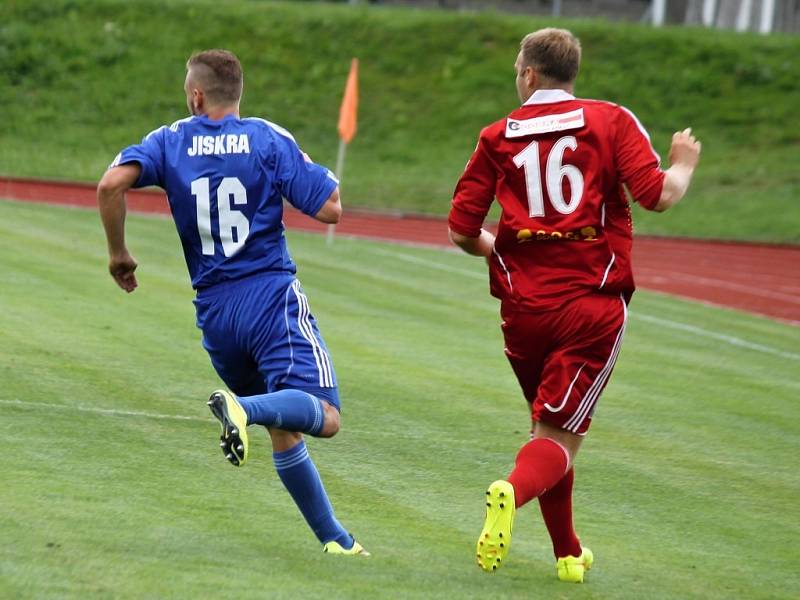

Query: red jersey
[{"left": 449, "top": 89, "right": 665, "bottom": 312}]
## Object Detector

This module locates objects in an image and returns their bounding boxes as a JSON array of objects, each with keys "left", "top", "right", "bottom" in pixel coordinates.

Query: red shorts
[{"left": 501, "top": 293, "right": 628, "bottom": 436}]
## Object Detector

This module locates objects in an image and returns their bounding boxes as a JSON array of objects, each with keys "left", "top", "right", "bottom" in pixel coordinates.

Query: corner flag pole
[{"left": 328, "top": 58, "right": 358, "bottom": 246}]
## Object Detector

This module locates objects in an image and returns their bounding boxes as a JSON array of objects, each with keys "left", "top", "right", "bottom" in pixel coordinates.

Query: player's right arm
[
  {"left": 313, "top": 187, "right": 342, "bottom": 224},
  {"left": 97, "top": 163, "right": 141, "bottom": 293},
  {"left": 272, "top": 133, "right": 341, "bottom": 225},
  {"left": 614, "top": 109, "right": 701, "bottom": 213},
  {"left": 653, "top": 128, "right": 701, "bottom": 212}
]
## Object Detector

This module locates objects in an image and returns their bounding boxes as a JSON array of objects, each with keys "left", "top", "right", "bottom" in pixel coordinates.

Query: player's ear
[
  {"left": 192, "top": 88, "right": 204, "bottom": 113},
  {"left": 525, "top": 66, "right": 537, "bottom": 89}
]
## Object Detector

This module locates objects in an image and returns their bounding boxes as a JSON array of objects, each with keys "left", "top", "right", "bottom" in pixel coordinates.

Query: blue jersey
[{"left": 114, "top": 114, "right": 338, "bottom": 289}]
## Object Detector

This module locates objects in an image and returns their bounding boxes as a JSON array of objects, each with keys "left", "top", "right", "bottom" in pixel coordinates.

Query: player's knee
[
  {"left": 267, "top": 428, "right": 303, "bottom": 452},
  {"left": 318, "top": 402, "right": 340, "bottom": 438}
]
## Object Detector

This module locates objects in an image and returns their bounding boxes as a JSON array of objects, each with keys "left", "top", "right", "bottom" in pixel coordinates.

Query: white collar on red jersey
[{"left": 523, "top": 89, "right": 575, "bottom": 105}]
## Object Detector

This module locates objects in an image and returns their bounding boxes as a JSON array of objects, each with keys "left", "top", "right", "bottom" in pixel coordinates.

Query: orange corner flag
[{"left": 338, "top": 58, "right": 358, "bottom": 144}]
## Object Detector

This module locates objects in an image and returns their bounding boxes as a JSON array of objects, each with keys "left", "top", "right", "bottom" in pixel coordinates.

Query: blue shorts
[{"left": 193, "top": 272, "right": 340, "bottom": 410}]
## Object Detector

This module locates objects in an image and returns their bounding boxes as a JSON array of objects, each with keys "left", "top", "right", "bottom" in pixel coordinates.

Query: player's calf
[{"left": 236, "top": 389, "right": 332, "bottom": 436}]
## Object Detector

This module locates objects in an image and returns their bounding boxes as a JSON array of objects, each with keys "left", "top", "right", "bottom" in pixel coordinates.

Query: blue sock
[
  {"left": 238, "top": 389, "right": 325, "bottom": 436},
  {"left": 273, "top": 441, "right": 353, "bottom": 548}
]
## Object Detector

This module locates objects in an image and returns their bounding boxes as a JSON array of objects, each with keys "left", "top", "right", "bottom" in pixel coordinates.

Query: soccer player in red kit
[{"left": 448, "top": 28, "right": 701, "bottom": 582}]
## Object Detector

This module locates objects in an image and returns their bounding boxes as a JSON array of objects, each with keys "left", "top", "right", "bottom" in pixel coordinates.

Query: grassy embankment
[{"left": 1, "top": 0, "right": 798, "bottom": 241}]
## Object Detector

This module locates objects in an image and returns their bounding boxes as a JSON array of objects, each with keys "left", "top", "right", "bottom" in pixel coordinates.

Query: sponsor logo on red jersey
[{"left": 506, "top": 109, "right": 585, "bottom": 138}]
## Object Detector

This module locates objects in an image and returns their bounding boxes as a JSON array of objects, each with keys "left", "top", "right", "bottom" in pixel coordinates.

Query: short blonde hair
[{"left": 519, "top": 28, "right": 581, "bottom": 84}]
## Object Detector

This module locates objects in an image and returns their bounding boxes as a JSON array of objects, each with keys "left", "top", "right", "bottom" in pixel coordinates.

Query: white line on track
[
  {"left": 636, "top": 269, "right": 800, "bottom": 304},
  {"left": 366, "top": 247, "right": 800, "bottom": 362}
]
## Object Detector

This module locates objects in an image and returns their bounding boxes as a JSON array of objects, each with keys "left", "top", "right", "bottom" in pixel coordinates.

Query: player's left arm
[
  {"left": 97, "top": 163, "right": 141, "bottom": 293},
  {"left": 449, "top": 228, "right": 496, "bottom": 258},
  {"left": 448, "top": 132, "right": 498, "bottom": 258},
  {"left": 97, "top": 127, "right": 166, "bottom": 293}
]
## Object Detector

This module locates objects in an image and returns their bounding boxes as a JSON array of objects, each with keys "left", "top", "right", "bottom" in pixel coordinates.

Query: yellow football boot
[
  {"left": 323, "top": 540, "right": 370, "bottom": 556},
  {"left": 207, "top": 390, "right": 249, "bottom": 467},
  {"left": 556, "top": 546, "right": 593, "bottom": 583},
  {"left": 476, "top": 480, "right": 516, "bottom": 572}
]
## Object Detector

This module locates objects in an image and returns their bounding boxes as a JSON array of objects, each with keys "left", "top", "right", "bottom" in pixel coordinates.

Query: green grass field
[
  {"left": 2, "top": 0, "right": 800, "bottom": 242},
  {"left": 1, "top": 199, "right": 798, "bottom": 599}
]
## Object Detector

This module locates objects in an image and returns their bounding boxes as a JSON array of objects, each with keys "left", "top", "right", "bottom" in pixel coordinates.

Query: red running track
[{"left": 2, "top": 175, "right": 798, "bottom": 325}]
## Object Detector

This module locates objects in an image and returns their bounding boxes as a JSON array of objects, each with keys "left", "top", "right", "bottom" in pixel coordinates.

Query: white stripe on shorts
[
  {"left": 291, "top": 280, "right": 325, "bottom": 386},
  {"left": 492, "top": 247, "right": 513, "bottom": 292},
  {"left": 291, "top": 280, "right": 334, "bottom": 387},
  {"left": 599, "top": 252, "right": 616, "bottom": 290},
  {"left": 281, "top": 284, "right": 296, "bottom": 384},
  {"left": 564, "top": 296, "right": 628, "bottom": 433},
  {"left": 298, "top": 284, "right": 334, "bottom": 387}
]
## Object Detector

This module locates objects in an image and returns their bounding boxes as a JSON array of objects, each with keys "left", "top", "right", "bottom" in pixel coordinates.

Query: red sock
[
  {"left": 538, "top": 468, "right": 581, "bottom": 558},
  {"left": 506, "top": 437, "right": 569, "bottom": 508}
]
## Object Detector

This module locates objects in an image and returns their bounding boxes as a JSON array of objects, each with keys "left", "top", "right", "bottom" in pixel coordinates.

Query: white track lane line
[{"left": 636, "top": 268, "right": 800, "bottom": 304}]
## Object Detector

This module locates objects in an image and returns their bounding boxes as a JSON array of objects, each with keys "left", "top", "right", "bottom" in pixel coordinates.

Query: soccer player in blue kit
[{"left": 96, "top": 49, "right": 368, "bottom": 556}]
